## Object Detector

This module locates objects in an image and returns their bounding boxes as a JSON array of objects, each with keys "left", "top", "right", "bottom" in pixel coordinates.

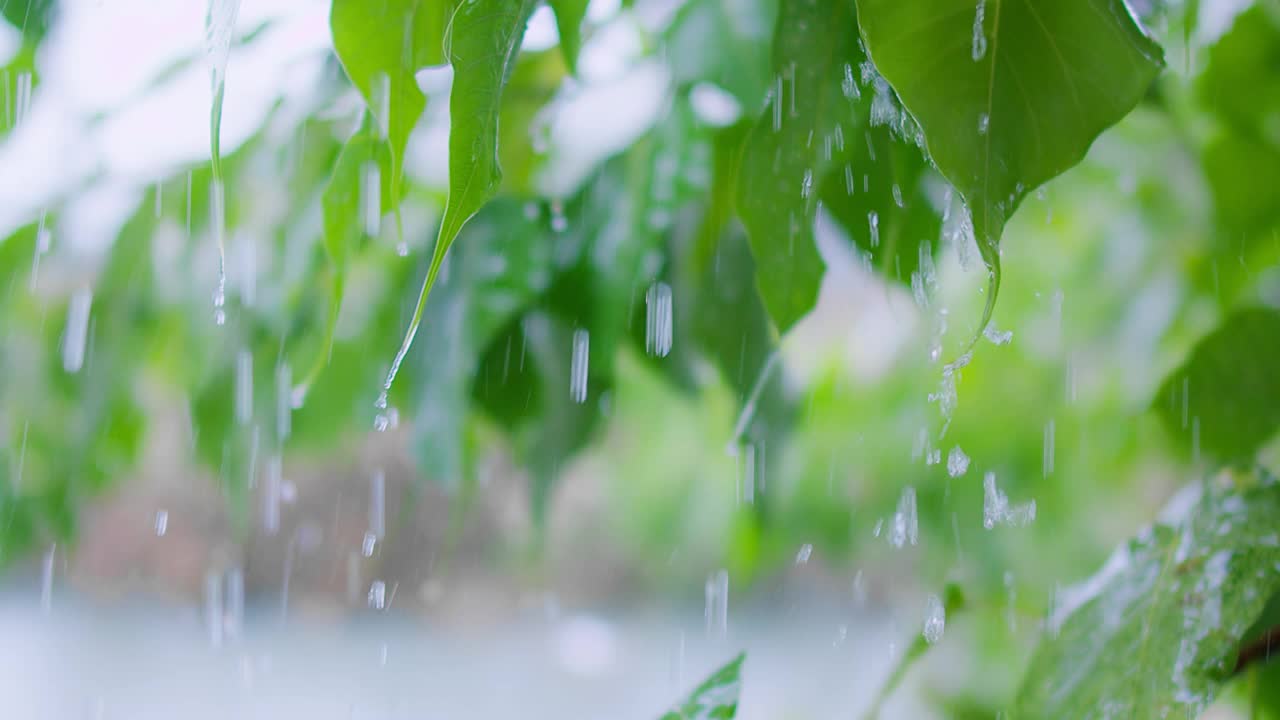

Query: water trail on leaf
[{"left": 205, "top": 0, "right": 240, "bottom": 325}]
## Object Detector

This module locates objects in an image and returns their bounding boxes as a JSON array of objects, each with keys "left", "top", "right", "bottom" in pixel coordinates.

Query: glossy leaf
[
  {"left": 857, "top": 0, "right": 1164, "bottom": 327},
  {"left": 1154, "top": 308, "right": 1280, "bottom": 463},
  {"left": 659, "top": 652, "right": 745, "bottom": 719},
  {"left": 548, "top": 0, "right": 589, "bottom": 74},
  {"left": 1017, "top": 470, "right": 1280, "bottom": 717},
  {"left": 381, "top": 0, "right": 537, "bottom": 402},
  {"left": 737, "top": 0, "right": 863, "bottom": 333}
]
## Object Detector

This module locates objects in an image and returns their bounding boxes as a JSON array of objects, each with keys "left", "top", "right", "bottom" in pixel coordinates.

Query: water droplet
[
  {"left": 795, "top": 544, "right": 813, "bottom": 564},
  {"left": 361, "top": 532, "right": 377, "bottom": 558},
  {"left": 890, "top": 487, "right": 918, "bottom": 548},
  {"left": 923, "top": 593, "right": 946, "bottom": 643},
  {"left": 984, "top": 471, "right": 1036, "bottom": 529},
  {"left": 947, "top": 446, "right": 970, "bottom": 477},
  {"left": 892, "top": 183, "right": 904, "bottom": 208},
  {"left": 868, "top": 211, "right": 880, "bottom": 248},
  {"left": 801, "top": 169, "right": 814, "bottom": 199},
  {"left": 368, "top": 580, "right": 386, "bottom": 610},
  {"left": 704, "top": 569, "right": 729, "bottom": 638},
  {"left": 984, "top": 323, "right": 1013, "bottom": 345},
  {"left": 570, "top": 329, "right": 590, "bottom": 403},
  {"left": 841, "top": 62, "right": 860, "bottom": 99},
  {"left": 977, "top": 113, "right": 990, "bottom": 135},
  {"left": 62, "top": 288, "right": 92, "bottom": 373},
  {"left": 645, "top": 282, "right": 673, "bottom": 358},
  {"left": 154, "top": 510, "right": 169, "bottom": 537},
  {"left": 972, "top": 0, "right": 988, "bottom": 61}
]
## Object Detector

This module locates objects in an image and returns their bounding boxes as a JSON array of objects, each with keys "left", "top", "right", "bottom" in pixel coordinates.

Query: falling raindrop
[
  {"left": 890, "top": 487, "right": 918, "bottom": 548},
  {"left": 868, "top": 211, "right": 880, "bottom": 248},
  {"left": 704, "top": 570, "right": 729, "bottom": 639},
  {"left": 922, "top": 593, "right": 946, "bottom": 643},
  {"left": 977, "top": 113, "right": 990, "bottom": 135},
  {"left": 235, "top": 349, "right": 253, "bottom": 425},
  {"left": 947, "top": 446, "right": 970, "bottom": 477},
  {"left": 570, "top": 329, "right": 590, "bottom": 403},
  {"left": 370, "top": 469, "right": 386, "bottom": 540},
  {"left": 154, "top": 510, "right": 169, "bottom": 537},
  {"left": 62, "top": 288, "right": 92, "bottom": 373},
  {"left": 550, "top": 200, "right": 568, "bottom": 232},
  {"left": 841, "top": 62, "right": 860, "bottom": 99},
  {"left": 795, "top": 544, "right": 813, "bottom": 564},
  {"left": 645, "top": 282, "right": 673, "bottom": 358},
  {"left": 1043, "top": 419, "right": 1055, "bottom": 477},
  {"left": 40, "top": 545, "right": 55, "bottom": 614},
  {"left": 972, "top": 0, "right": 988, "bottom": 61},
  {"left": 984, "top": 323, "right": 1013, "bottom": 345},
  {"left": 368, "top": 580, "right": 387, "bottom": 610},
  {"left": 801, "top": 169, "right": 814, "bottom": 199}
]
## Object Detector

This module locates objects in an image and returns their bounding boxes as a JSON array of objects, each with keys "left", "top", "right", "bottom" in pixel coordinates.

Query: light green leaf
[
  {"left": 736, "top": 0, "right": 864, "bottom": 333},
  {"left": 659, "top": 652, "right": 745, "bottom": 720},
  {"left": 1017, "top": 470, "right": 1280, "bottom": 718},
  {"left": 857, "top": 0, "right": 1164, "bottom": 330},
  {"left": 1154, "top": 308, "right": 1280, "bottom": 464},
  {"left": 381, "top": 0, "right": 537, "bottom": 405},
  {"left": 330, "top": 0, "right": 442, "bottom": 199},
  {"left": 548, "top": 0, "right": 589, "bottom": 74}
]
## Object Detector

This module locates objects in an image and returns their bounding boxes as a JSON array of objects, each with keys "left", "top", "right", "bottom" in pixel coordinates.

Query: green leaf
[
  {"left": 819, "top": 112, "right": 944, "bottom": 287},
  {"left": 411, "top": 200, "right": 555, "bottom": 488},
  {"left": 736, "top": 0, "right": 863, "bottom": 333},
  {"left": 1199, "top": 4, "right": 1280, "bottom": 145},
  {"left": 297, "top": 113, "right": 392, "bottom": 394},
  {"left": 1202, "top": 133, "right": 1280, "bottom": 233},
  {"left": 381, "top": 0, "right": 537, "bottom": 404},
  {"left": 548, "top": 0, "right": 589, "bottom": 74},
  {"left": 1016, "top": 470, "right": 1280, "bottom": 717},
  {"left": 659, "top": 652, "right": 745, "bottom": 720},
  {"left": 330, "top": 0, "right": 440, "bottom": 200},
  {"left": 1154, "top": 308, "right": 1280, "bottom": 463},
  {"left": 665, "top": 0, "right": 775, "bottom": 108},
  {"left": 857, "top": 0, "right": 1164, "bottom": 330}
]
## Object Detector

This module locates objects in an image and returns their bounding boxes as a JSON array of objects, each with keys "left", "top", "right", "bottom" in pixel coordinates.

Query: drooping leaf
[
  {"left": 1154, "top": 308, "right": 1280, "bottom": 463},
  {"left": 411, "top": 200, "right": 555, "bottom": 488},
  {"left": 1016, "top": 470, "right": 1280, "bottom": 717},
  {"left": 330, "top": 0, "right": 442, "bottom": 200},
  {"left": 857, "top": 0, "right": 1164, "bottom": 328},
  {"left": 297, "top": 113, "right": 392, "bottom": 393},
  {"left": 381, "top": 0, "right": 537, "bottom": 403},
  {"left": 659, "top": 652, "right": 746, "bottom": 720},
  {"left": 736, "top": 0, "right": 864, "bottom": 333},
  {"left": 548, "top": 0, "right": 589, "bottom": 74}
]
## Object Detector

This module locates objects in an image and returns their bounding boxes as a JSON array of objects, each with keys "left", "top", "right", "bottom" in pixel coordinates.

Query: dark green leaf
[
  {"left": 1154, "top": 308, "right": 1280, "bottom": 463},
  {"left": 857, "top": 0, "right": 1164, "bottom": 325},
  {"left": 659, "top": 652, "right": 745, "bottom": 720},
  {"left": 1016, "top": 470, "right": 1280, "bottom": 717},
  {"left": 1202, "top": 133, "right": 1280, "bottom": 233},
  {"left": 736, "top": 0, "right": 863, "bottom": 333},
  {"left": 548, "top": 0, "right": 589, "bottom": 74}
]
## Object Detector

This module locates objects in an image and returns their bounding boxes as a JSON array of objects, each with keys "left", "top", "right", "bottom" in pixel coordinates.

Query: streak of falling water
[
  {"left": 570, "top": 329, "right": 590, "bottom": 403},
  {"left": 922, "top": 593, "right": 946, "bottom": 643},
  {"left": 971, "top": 0, "right": 988, "bottom": 61},
  {"left": 1043, "top": 419, "right": 1055, "bottom": 477},
  {"left": 211, "top": 180, "right": 227, "bottom": 325},
  {"left": 645, "top": 282, "right": 673, "bottom": 357},
  {"left": 704, "top": 570, "right": 729, "bottom": 639},
  {"left": 890, "top": 487, "right": 918, "bottom": 548},
  {"left": 795, "top": 544, "right": 813, "bottom": 564},
  {"left": 235, "top": 349, "right": 253, "bottom": 425},
  {"left": 205, "top": 570, "right": 224, "bottom": 648},
  {"left": 370, "top": 469, "right": 386, "bottom": 540},
  {"left": 40, "top": 544, "right": 55, "bottom": 614},
  {"left": 361, "top": 161, "right": 381, "bottom": 237},
  {"left": 28, "top": 219, "right": 50, "bottom": 291},
  {"left": 226, "top": 567, "right": 244, "bottom": 640},
  {"left": 368, "top": 580, "right": 387, "bottom": 610},
  {"left": 263, "top": 454, "right": 282, "bottom": 535},
  {"left": 62, "top": 288, "right": 92, "bottom": 373},
  {"left": 276, "top": 363, "right": 292, "bottom": 441},
  {"left": 726, "top": 350, "right": 781, "bottom": 453},
  {"left": 977, "top": 113, "right": 990, "bottom": 135},
  {"left": 154, "top": 510, "right": 169, "bottom": 537},
  {"left": 868, "top": 211, "right": 880, "bottom": 248}
]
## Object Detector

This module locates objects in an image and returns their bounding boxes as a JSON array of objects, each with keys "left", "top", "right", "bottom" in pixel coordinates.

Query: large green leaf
[
  {"left": 380, "top": 0, "right": 537, "bottom": 405},
  {"left": 736, "top": 0, "right": 863, "bottom": 333},
  {"left": 1017, "top": 470, "right": 1280, "bottom": 717},
  {"left": 1154, "top": 308, "right": 1280, "bottom": 464},
  {"left": 659, "top": 652, "right": 745, "bottom": 719},
  {"left": 1199, "top": 4, "right": 1280, "bottom": 145},
  {"left": 857, "top": 0, "right": 1164, "bottom": 328}
]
